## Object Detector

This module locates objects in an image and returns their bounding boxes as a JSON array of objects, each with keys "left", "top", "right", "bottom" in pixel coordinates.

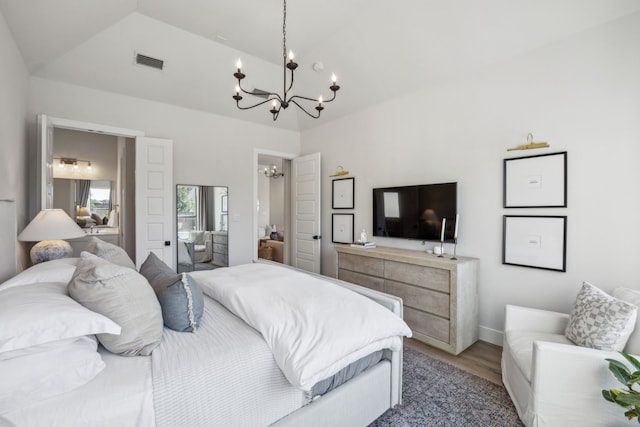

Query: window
[
  {"left": 177, "top": 185, "right": 198, "bottom": 235},
  {"left": 88, "top": 180, "right": 112, "bottom": 219}
]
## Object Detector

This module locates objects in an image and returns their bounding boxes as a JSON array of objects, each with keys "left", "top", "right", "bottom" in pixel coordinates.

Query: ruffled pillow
[{"left": 139, "top": 252, "right": 204, "bottom": 332}]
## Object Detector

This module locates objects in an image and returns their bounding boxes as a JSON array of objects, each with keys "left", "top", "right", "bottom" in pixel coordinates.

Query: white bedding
[
  {"left": 153, "top": 296, "right": 307, "bottom": 427},
  {"left": 191, "top": 263, "right": 412, "bottom": 391},
  {"left": 1, "top": 260, "right": 406, "bottom": 426},
  {"left": 1, "top": 347, "right": 154, "bottom": 427}
]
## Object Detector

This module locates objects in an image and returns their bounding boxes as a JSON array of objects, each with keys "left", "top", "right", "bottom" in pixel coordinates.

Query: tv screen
[{"left": 373, "top": 182, "right": 457, "bottom": 242}]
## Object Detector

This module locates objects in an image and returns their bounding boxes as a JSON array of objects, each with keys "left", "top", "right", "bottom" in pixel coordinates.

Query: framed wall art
[
  {"left": 332, "top": 177, "right": 354, "bottom": 209},
  {"left": 502, "top": 215, "right": 567, "bottom": 272},
  {"left": 503, "top": 151, "right": 567, "bottom": 208},
  {"left": 332, "top": 213, "right": 354, "bottom": 244}
]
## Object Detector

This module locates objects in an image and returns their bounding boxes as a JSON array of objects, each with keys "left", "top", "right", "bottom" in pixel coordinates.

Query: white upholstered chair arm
[
  {"left": 529, "top": 340, "right": 630, "bottom": 426},
  {"left": 505, "top": 304, "right": 569, "bottom": 334}
]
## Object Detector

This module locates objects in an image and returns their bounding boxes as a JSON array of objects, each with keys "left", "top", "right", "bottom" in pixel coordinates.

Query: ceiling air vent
[
  {"left": 135, "top": 53, "right": 164, "bottom": 71},
  {"left": 251, "top": 88, "right": 270, "bottom": 99}
]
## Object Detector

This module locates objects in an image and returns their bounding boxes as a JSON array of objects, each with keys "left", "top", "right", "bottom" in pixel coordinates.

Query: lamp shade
[
  {"left": 18, "top": 209, "right": 86, "bottom": 242},
  {"left": 77, "top": 207, "right": 90, "bottom": 217}
]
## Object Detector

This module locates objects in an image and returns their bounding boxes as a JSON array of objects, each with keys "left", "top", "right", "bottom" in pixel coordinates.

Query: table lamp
[
  {"left": 18, "top": 209, "right": 86, "bottom": 264},
  {"left": 77, "top": 206, "right": 90, "bottom": 217}
]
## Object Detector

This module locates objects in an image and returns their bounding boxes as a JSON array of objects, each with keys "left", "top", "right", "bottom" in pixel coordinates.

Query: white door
[
  {"left": 291, "top": 152, "right": 321, "bottom": 273},
  {"left": 135, "top": 137, "right": 174, "bottom": 269},
  {"left": 37, "top": 114, "right": 54, "bottom": 211}
]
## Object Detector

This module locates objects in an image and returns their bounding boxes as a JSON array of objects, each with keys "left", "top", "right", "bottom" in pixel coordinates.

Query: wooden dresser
[
  {"left": 211, "top": 231, "right": 228, "bottom": 267},
  {"left": 335, "top": 245, "right": 478, "bottom": 355}
]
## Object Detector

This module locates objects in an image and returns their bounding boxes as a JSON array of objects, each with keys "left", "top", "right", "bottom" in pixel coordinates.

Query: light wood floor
[{"left": 405, "top": 338, "right": 504, "bottom": 386}]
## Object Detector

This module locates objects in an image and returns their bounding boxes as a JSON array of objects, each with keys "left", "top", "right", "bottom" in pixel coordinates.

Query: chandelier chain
[{"left": 282, "top": 0, "right": 287, "bottom": 61}]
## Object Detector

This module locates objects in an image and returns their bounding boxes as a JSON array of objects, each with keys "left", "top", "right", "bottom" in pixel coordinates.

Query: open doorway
[{"left": 257, "top": 154, "right": 290, "bottom": 265}]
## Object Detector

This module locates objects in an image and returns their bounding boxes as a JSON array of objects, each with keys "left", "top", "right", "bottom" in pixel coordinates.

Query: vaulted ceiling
[{"left": 2, "top": 0, "right": 639, "bottom": 131}]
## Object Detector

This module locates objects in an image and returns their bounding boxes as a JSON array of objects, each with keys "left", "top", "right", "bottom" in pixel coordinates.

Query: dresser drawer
[
  {"left": 384, "top": 260, "right": 450, "bottom": 293},
  {"left": 385, "top": 280, "right": 449, "bottom": 319},
  {"left": 213, "top": 253, "right": 228, "bottom": 266},
  {"left": 404, "top": 307, "right": 450, "bottom": 343},
  {"left": 213, "top": 243, "right": 228, "bottom": 254},
  {"left": 212, "top": 234, "right": 228, "bottom": 244},
  {"left": 338, "top": 253, "right": 384, "bottom": 277},
  {"left": 338, "top": 269, "right": 384, "bottom": 292}
]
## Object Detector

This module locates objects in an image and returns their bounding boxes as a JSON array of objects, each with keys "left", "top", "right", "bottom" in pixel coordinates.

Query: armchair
[
  {"left": 502, "top": 288, "right": 640, "bottom": 427},
  {"left": 189, "top": 231, "right": 212, "bottom": 263}
]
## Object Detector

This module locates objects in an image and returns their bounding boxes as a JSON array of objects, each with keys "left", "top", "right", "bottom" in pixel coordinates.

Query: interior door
[
  {"left": 135, "top": 137, "right": 174, "bottom": 269},
  {"left": 291, "top": 152, "right": 321, "bottom": 273}
]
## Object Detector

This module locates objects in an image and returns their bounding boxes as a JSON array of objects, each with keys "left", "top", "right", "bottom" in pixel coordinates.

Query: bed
[{"left": 0, "top": 248, "right": 411, "bottom": 427}]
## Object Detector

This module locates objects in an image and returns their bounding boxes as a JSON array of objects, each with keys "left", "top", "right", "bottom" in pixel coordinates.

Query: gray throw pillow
[
  {"left": 68, "top": 252, "right": 163, "bottom": 356},
  {"left": 565, "top": 282, "right": 637, "bottom": 351},
  {"left": 139, "top": 252, "right": 204, "bottom": 332},
  {"left": 85, "top": 237, "right": 136, "bottom": 270}
]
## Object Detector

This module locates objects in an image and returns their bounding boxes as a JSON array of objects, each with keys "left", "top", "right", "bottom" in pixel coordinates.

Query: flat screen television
[{"left": 373, "top": 182, "right": 457, "bottom": 242}]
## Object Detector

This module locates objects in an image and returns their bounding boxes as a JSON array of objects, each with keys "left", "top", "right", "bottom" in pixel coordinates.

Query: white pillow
[
  {"left": 0, "top": 282, "right": 121, "bottom": 354},
  {"left": 68, "top": 252, "right": 163, "bottom": 356},
  {"left": 612, "top": 287, "right": 640, "bottom": 355},
  {"left": 0, "top": 335, "right": 105, "bottom": 414},
  {"left": 0, "top": 258, "right": 79, "bottom": 291},
  {"left": 190, "top": 230, "right": 205, "bottom": 245},
  {"left": 85, "top": 237, "right": 135, "bottom": 269},
  {"left": 565, "top": 282, "right": 637, "bottom": 351}
]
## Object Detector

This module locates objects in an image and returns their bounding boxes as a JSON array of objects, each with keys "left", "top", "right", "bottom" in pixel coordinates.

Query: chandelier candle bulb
[
  {"left": 332, "top": 73, "right": 337, "bottom": 83},
  {"left": 454, "top": 214, "right": 459, "bottom": 239}
]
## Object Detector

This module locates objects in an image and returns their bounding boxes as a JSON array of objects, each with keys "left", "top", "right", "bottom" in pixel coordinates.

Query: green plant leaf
[
  {"left": 615, "top": 393, "right": 640, "bottom": 407},
  {"left": 622, "top": 353, "right": 640, "bottom": 371},
  {"left": 608, "top": 359, "right": 633, "bottom": 385},
  {"left": 621, "top": 408, "right": 640, "bottom": 421},
  {"left": 603, "top": 389, "right": 615, "bottom": 402}
]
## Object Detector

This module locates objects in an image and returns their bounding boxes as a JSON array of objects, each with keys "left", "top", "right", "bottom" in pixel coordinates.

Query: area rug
[{"left": 370, "top": 347, "right": 524, "bottom": 427}]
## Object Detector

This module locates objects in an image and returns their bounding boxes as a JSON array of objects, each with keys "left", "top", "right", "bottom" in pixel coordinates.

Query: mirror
[
  {"left": 176, "top": 185, "right": 228, "bottom": 273},
  {"left": 53, "top": 178, "right": 117, "bottom": 229}
]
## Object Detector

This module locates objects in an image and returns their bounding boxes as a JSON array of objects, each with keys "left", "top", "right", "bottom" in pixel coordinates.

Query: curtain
[
  {"left": 197, "top": 186, "right": 208, "bottom": 231},
  {"left": 76, "top": 180, "right": 91, "bottom": 211}
]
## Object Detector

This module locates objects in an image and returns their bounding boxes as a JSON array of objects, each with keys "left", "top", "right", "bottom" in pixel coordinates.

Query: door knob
[{"left": 312, "top": 235, "right": 321, "bottom": 240}]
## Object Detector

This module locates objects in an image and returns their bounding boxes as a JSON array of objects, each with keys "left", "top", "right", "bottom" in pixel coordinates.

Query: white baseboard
[{"left": 479, "top": 325, "right": 503, "bottom": 346}]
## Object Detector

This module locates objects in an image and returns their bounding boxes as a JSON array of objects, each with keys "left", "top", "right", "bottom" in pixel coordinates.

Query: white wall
[
  {"left": 302, "top": 12, "right": 640, "bottom": 343},
  {"left": 0, "top": 9, "right": 29, "bottom": 278},
  {"left": 28, "top": 77, "right": 300, "bottom": 266},
  {"left": 53, "top": 128, "right": 118, "bottom": 181}
]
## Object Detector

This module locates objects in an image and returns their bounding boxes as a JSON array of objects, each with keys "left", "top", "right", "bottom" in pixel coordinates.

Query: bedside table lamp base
[{"left": 30, "top": 239, "right": 73, "bottom": 264}]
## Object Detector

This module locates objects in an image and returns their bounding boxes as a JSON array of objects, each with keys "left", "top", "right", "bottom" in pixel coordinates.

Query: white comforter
[{"left": 191, "top": 263, "right": 412, "bottom": 391}]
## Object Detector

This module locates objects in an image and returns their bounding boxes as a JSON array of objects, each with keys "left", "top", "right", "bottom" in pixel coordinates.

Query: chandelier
[
  {"left": 263, "top": 165, "right": 284, "bottom": 179},
  {"left": 232, "top": 0, "right": 340, "bottom": 121}
]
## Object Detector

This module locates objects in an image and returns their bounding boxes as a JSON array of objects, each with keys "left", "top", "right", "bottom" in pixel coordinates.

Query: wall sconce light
[{"left": 55, "top": 157, "right": 93, "bottom": 170}]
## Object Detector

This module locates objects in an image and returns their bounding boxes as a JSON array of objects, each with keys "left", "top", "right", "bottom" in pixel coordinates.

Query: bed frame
[{"left": 265, "top": 262, "right": 404, "bottom": 426}]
